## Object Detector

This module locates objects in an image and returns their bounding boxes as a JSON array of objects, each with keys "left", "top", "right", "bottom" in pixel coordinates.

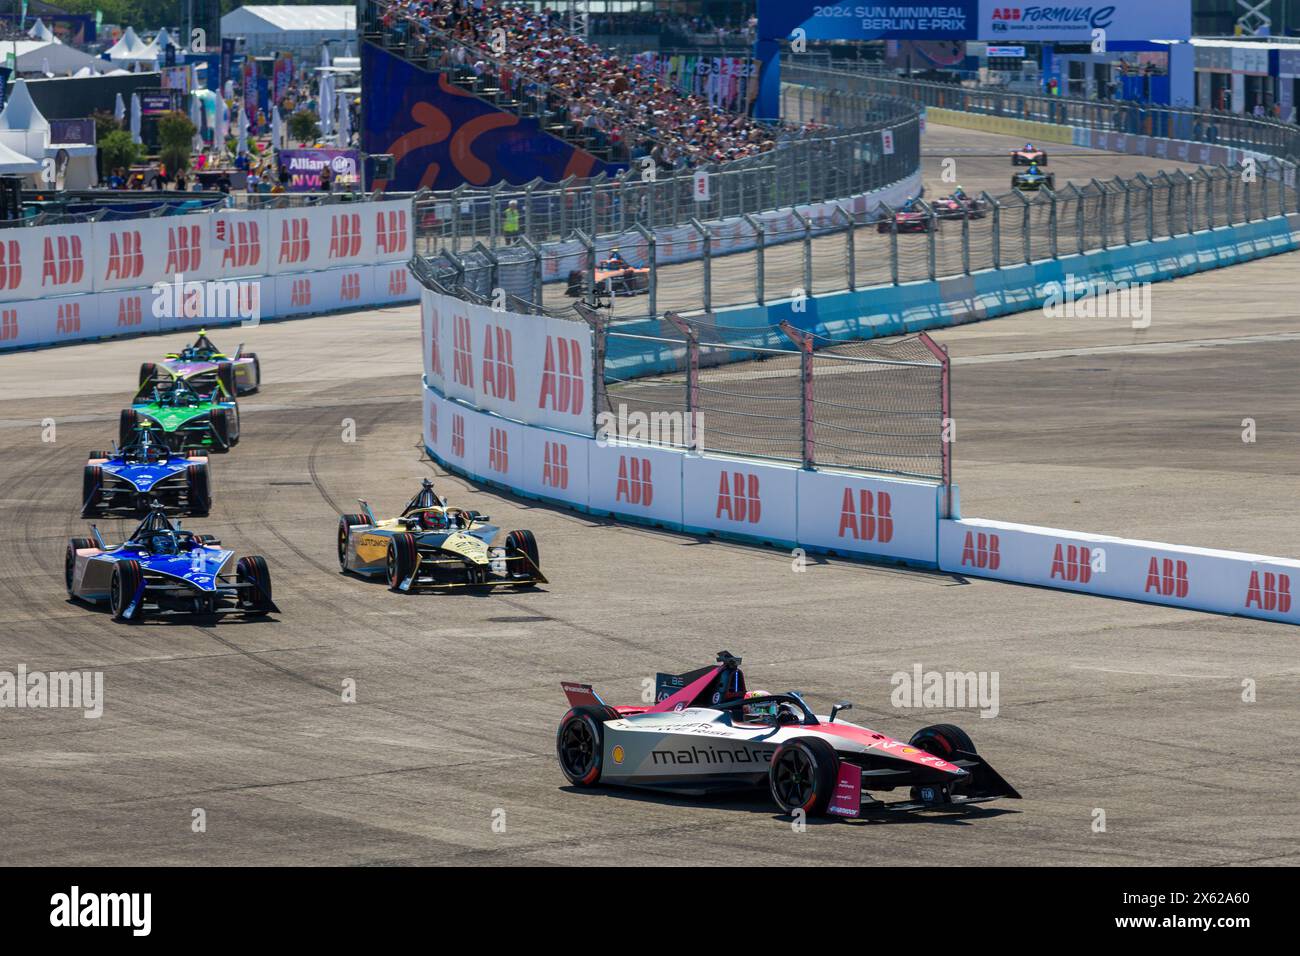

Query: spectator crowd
[{"left": 378, "top": 0, "right": 803, "bottom": 170}]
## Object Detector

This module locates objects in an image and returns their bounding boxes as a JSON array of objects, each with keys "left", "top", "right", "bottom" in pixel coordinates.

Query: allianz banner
[{"left": 422, "top": 287, "right": 594, "bottom": 436}]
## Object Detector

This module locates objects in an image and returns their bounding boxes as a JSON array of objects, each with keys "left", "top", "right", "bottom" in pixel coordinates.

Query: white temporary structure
[
  {"left": 0, "top": 79, "right": 51, "bottom": 161},
  {"left": 105, "top": 26, "right": 144, "bottom": 59},
  {"left": 28, "top": 19, "right": 60, "bottom": 43},
  {"left": 7, "top": 40, "right": 105, "bottom": 76},
  {"left": 220, "top": 6, "right": 356, "bottom": 57}
]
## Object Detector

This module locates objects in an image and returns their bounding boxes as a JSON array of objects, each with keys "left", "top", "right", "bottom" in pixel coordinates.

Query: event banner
[
  {"left": 279, "top": 148, "right": 361, "bottom": 191},
  {"left": 758, "top": 2, "right": 1191, "bottom": 43}
]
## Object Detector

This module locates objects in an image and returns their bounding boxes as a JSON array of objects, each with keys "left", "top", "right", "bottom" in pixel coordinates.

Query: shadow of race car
[
  {"left": 120, "top": 378, "right": 240, "bottom": 454},
  {"left": 83, "top": 427, "right": 212, "bottom": 518},
  {"left": 140, "top": 329, "right": 261, "bottom": 397},
  {"left": 337, "top": 479, "right": 546, "bottom": 592},
  {"left": 1012, "top": 167, "right": 1056, "bottom": 192},
  {"left": 65, "top": 507, "right": 277, "bottom": 621},
  {"left": 557, "top": 651, "right": 1020, "bottom": 818},
  {"left": 1011, "top": 143, "right": 1047, "bottom": 166}
]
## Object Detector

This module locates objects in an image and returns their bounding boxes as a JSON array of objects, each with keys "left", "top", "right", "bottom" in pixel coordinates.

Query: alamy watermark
[
  {"left": 890, "top": 664, "right": 999, "bottom": 718},
  {"left": 595, "top": 403, "right": 703, "bottom": 449},
  {"left": 151, "top": 273, "right": 261, "bottom": 326},
  {"left": 0, "top": 665, "right": 103, "bottom": 718},
  {"left": 1041, "top": 273, "right": 1151, "bottom": 329}
]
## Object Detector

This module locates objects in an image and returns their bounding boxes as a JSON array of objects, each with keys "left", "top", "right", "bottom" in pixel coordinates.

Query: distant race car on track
[
  {"left": 933, "top": 188, "right": 990, "bottom": 220},
  {"left": 140, "top": 329, "right": 261, "bottom": 397},
  {"left": 337, "top": 479, "right": 546, "bottom": 592},
  {"left": 65, "top": 507, "right": 277, "bottom": 621},
  {"left": 557, "top": 651, "right": 1020, "bottom": 817},
  {"left": 82, "top": 427, "right": 212, "bottom": 518},
  {"left": 120, "top": 377, "right": 241, "bottom": 453},
  {"left": 877, "top": 200, "right": 936, "bottom": 233},
  {"left": 1012, "top": 165, "right": 1056, "bottom": 192},
  {"left": 566, "top": 248, "right": 650, "bottom": 298},
  {"left": 1011, "top": 143, "right": 1047, "bottom": 166}
]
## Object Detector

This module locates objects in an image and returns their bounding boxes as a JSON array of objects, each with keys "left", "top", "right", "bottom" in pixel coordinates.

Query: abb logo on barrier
[
  {"left": 42, "top": 235, "right": 85, "bottom": 287},
  {"left": 428, "top": 405, "right": 438, "bottom": 445},
  {"left": 117, "top": 296, "right": 144, "bottom": 327},
  {"left": 0, "top": 309, "right": 17, "bottom": 341},
  {"left": 290, "top": 278, "right": 312, "bottom": 307},
  {"left": 452, "top": 314, "right": 474, "bottom": 387},
  {"left": 376, "top": 210, "right": 408, "bottom": 256},
  {"left": 542, "top": 441, "right": 568, "bottom": 490},
  {"left": 104, "top": 230, "right": 145, "bottom": 281},
  {"left": 1244, "top": 571, "right": 1291, "bottom": 613},
  {"left": 56, "top": 302, "right": 80, "bottom": 335},
  {"left": 451, "top": 413, "right": 465, "bottom": 457},
  {"left": 329, "top": 213, "right": 362, "bottom": 259},
  {"left": 428, "top": 307, "right": 444, "bottom": 377},
  {"left": 715, "top": 472, "right": 761, "bottom": 524},
  {"left": 960, "top": 531, "right": 1000, "bottom": 570},
  {"left": 164, "top": 225, "right": 202, "bottom": 274},
  {"left": 1144, "top": 556, "right": 1190, "bottom": 599},
  {"left": 0, "top": 239, "right": 20, "bottom": 289},
  {"left": 837, "top": 489, "right": 893, "bottom": 543},
  {"left": 279, "top": 217, "right": 311, "bottom": 263},
  {"left": 340, "top": 272, "right": 362, "bottom": 302},
  {"left": 1049, "top": 543, "right": 1093, "bottom": 584},
  {"left": 488, "top": 427, "right": 509, "bottom": 472},
  {"left": 482, "top": 325, "right": 515, "bottom": 400},
  {"left": 388, "top": 268, "right": 408, "bottom": 297},
  {"left": 615, "top": 456, "right": 653, "bottom": 506},
  {"left": 538, "top": 335, "right": 584, "bottom": 414},
  {"left": 217, "top": 220, "right": 261, "bottom": 269}
]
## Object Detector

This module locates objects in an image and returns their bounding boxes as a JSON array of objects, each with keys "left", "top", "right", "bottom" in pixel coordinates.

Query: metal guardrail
[{"left": 786, "top": 63, "right": 1300, "bottom": 163}]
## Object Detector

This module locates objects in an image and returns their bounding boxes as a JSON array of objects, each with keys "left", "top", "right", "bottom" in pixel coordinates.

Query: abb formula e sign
[
  {"left": 681, "top": 454, "right": 798, "bottom": 547},
  {"left": 796, "top": 468, "right": 941, "bottom": 565},
  {"left": 940, "top": 518, "right": 1300, "bottom": 625},
  {"left": 422, "top": 288, "right": 594, "bottom": 436}
]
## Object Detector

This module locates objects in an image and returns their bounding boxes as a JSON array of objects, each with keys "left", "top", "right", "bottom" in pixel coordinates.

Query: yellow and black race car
[{"left": 336, "top": 479, "right": 546, "bottom": 592}]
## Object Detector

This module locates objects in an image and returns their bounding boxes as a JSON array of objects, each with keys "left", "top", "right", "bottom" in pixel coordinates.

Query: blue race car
[
  {"left": 1011, "top": 164, "right": 1056, "bottom": 192},
  {"left": 82, "top": 427, "right": 212, "bottom": 518},
  {"left": 65, "top": 508, "right": 277, "bottom": 621}
]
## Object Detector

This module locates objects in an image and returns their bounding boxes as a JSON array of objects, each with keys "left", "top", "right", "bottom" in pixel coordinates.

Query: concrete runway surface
[{"left": 0, "top": 126, "right": 1296, "bottom": 866}]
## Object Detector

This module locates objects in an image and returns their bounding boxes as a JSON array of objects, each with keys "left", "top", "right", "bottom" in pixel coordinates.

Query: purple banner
[{"left": 279, "top": 148, "right": 361, "bottom": 191}]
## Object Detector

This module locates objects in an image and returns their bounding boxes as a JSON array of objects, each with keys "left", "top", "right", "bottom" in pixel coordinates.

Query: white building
[{"left": 220, "top": 5, "right": 358, "bottom": 58}]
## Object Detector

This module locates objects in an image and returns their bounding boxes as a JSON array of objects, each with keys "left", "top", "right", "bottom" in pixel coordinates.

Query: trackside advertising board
[
  {"left": 940, "top": 518, "right": 1300, "bottom": 625},
  {"left": 757, "top": 3, "right": 1191, "bottom": 42},
  {"left": 422, "top": 288, "right": 595, "bottom": 436}
]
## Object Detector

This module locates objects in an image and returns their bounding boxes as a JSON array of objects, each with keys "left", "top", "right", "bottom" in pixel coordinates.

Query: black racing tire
[
  {"left": 187, "top": 463, "right": 211, "bottom": 516},
  {"left": 337, "top": 513, "right": 370, "bottom": 570},
  {"left": 504, "top": 529, "right": 540, "bottom": 580},
  {"left": 118, "top": 408, "right": 139, "bottom": 447},
  {"left": 556, "top": 705, "right": 619, "bottom": 787},
  {"left": 909, "top": 723, "right": 975, "bottom": 804},
  {"left": 768, "top": 737, "right": 839, "bottom": 817},
  {"left": 1039, "top": 152, "right": 1048, "bottom": 166},
  {"left": 138, "top": 362, "right": 157, "bottom": 390},
  {"left": 87, "top": 450, "right": 110, "bottom": 461},
  {"left": 81, "top": 465, "right": 102, "bottom": 517},
  {"left": 236, "top": 555, "right": 274, "bottom": 614},
  {"left": 245, "top": 354, "right": 261, "bottom": 394},
  {"left": 217, "top": 363, "right": 238, "bottom": 400},
  {"left": 387, "top": 532, "right": 419, "bottom": 591},
  {"left": 210, "top": 409, "right": 231, "bottom": 452},
  {"left": 65, "top": 537, "right": 95, "bottom": 592},
  {"left": 110, "top": 559, "right": 144, "bottom": 621}
]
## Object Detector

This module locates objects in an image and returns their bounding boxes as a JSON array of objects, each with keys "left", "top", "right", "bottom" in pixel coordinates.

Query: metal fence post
[
  {"left": 880, "top": 202, "right": 900, "bottom": 284},
  {"left": 1020, "top": 193, "right": 1031, "bottom": 264},
  {"left": 1242, "top": 164, "right": 1254, "bottom": 222},
  {"left": 795, "top": 210, "right": 814, "bottom": 294},
  {"left": 575, "top": 303, "right": 609, "bottom": 436},
  {"left": 663, "top": 312, "right": 700, "bottom": 452},
  {"left": 961, "top": 205, "right": 971, "bottom": 275},
  {"left": 916, "top": 199, "right": 937, "bottom": 279},
  {"left": 834, "top": 207, "right": 857, "bottom": 290},
  {"left": 523, "top": 179, "right": 539, "bottom": 243},
  {"left": 1091, "top": 179, "right": 1108, "bottom": 250},
  {"left": 488, "top": 182, "right": 501, "bottom": 250},
  {"left": 917, "top": 331, "right": 952, "bottom": 519},
  {"left": 518, "top": 236, "right": 543, "bottom": 306},
  {"left": 989, "top": 195, "right": 1001, "bottom": 270},
  {"left": 1136, "top": 173, "right": 1154, "bottom": 240},
  {"left": 451, "top": 184, "right": 465, "bottom": 252},
  {"left": 691, "top": 218, "right": 712, "bottom": 314},
  {"left": 1043, "top": 188, "right": 1058, "bottom": 259},
  {"left": 573, "top": 228, "right": 596, "bottom": 307},
  {"left": 632, "top": 222, "right": 657, "bottom": 318},
  {"left": 778, "top": 321, "right": 815, "bottom": 469},
  {"left": 744, "top": 214, "right": 765, "bottom": 305},
  {"left": 1182, "top": 171, "right": 1194, "bottom": 234}
]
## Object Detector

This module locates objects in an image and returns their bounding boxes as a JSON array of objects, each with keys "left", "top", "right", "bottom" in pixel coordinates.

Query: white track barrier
[
  {"left": 940, "top": 518, "right": 1300, "bottom": 625},
  {"left": 0, "top": 199, "right": 415, "bottom": 352}
]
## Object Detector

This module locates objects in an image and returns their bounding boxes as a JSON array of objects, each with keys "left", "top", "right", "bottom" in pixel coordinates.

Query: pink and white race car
[{"left": 556, "top": 651, "right": 1020, "bottom": 817}]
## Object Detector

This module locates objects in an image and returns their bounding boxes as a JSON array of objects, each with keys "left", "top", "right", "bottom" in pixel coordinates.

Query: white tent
[
  {"left": 105, "top": 26, "right": 144, "bottom": 59},
  {"left": 155, "top": 28, "right": 179, "bottom": 50},
  {"left": 7, "top": 40, "right": 105, "bottom": 76},
  {"left": 0, "top": 139, "right": 42, "bottom": 176},
  {"left": 0, "top": 79, "right": 51, "bottom": 162},
  {"left": 220, "top": 6, "right": 355, "bottom": 57},
  {"left": 28, "top": 19, "right": 61, "bottom": 44}
]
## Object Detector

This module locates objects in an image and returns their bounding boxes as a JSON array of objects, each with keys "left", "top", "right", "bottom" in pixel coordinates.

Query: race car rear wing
[{"left": 561, "top": 682, "right": 607, "bottom": 708}]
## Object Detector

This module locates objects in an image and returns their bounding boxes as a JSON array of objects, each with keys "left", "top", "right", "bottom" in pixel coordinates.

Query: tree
[
  {"left": 100, "top": 129, "right": 144, "bottom": 175},
  {"left": 287, "top": 109, "right": 321, "bottom": 146},
  {"left": 157, "top": 111, "right": 197, "bottom": 175}
]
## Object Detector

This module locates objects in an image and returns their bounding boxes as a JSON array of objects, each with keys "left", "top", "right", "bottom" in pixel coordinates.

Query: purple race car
[{"left": 140, "top": 330, "right": 262, "bottom": 398}]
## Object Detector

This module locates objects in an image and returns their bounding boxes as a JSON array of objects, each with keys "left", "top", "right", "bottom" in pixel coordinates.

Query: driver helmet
[
  {"left": 742, "top": 689, "right": 777, "bottom": 721},
  {"left": 148, "top": 532, "right": 178, "bottom": 556},
  {"left": 1028, "top": 163, "right": 1040, "bottom": 174},
  {"left": 419, "top": 510, "right": 450, "bottom": 531}
]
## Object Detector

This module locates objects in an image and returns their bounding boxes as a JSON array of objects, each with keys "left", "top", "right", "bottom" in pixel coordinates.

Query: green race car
[{"left": 120, "top": 378, "right": 241, "bottom": 454}]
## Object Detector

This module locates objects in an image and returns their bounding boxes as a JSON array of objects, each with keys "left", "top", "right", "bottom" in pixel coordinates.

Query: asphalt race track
[{"left": 1, "top": 126, "right": 1296, "bottom": 867}]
